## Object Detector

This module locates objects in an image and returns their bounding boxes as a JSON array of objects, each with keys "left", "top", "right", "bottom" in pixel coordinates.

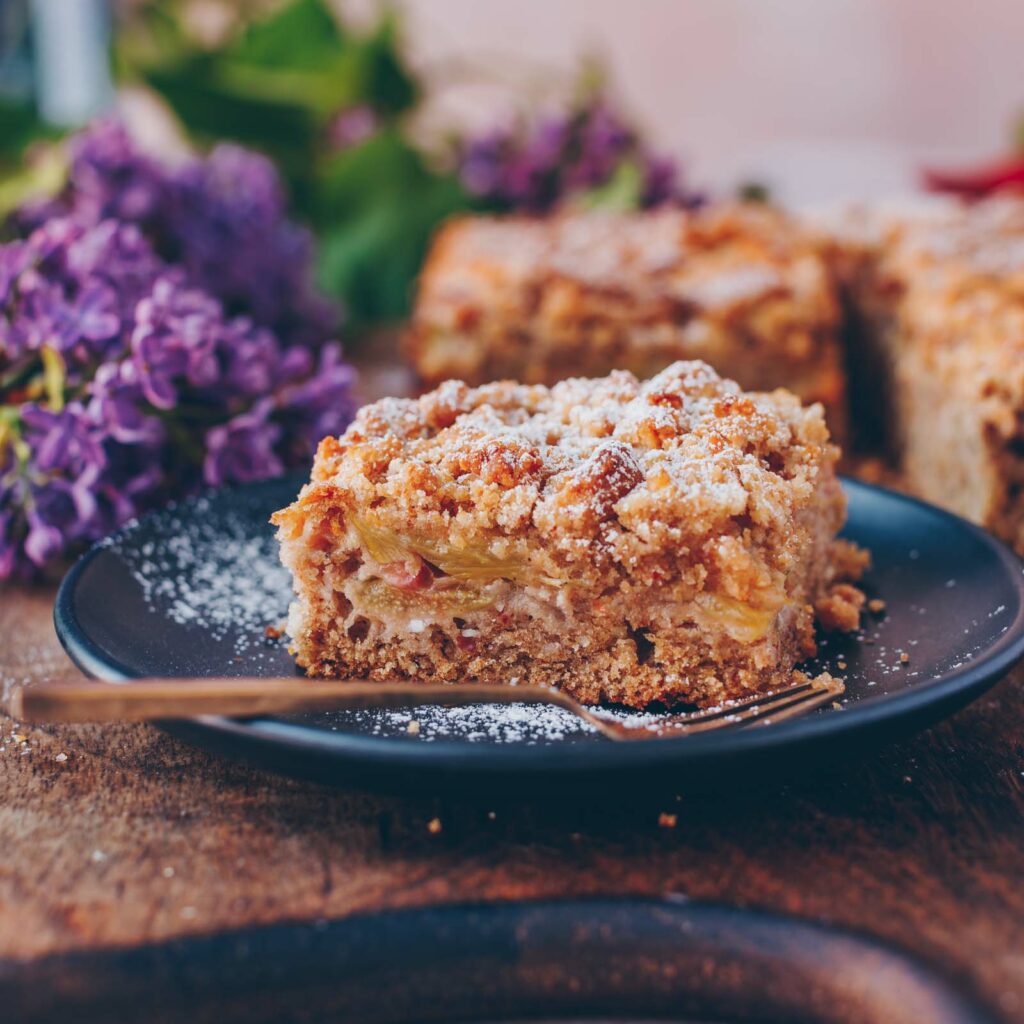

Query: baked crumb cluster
[
  {"left": 405, "top": 204, "right": 847, "bottom": 435},
  {"left": 274, "top": 361, "right": 863, "bottom": 708}
]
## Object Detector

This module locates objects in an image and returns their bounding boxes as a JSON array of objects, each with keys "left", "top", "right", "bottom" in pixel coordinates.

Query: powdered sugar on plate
[
  {"left": 108, "top": 494, "right": 292, "bottom": 655},
  {"left": 305, "top": 701, "right": 670, "bottom": 745},
  {"left": 327, "top": 703, "right": 596, "bottom": 744}
]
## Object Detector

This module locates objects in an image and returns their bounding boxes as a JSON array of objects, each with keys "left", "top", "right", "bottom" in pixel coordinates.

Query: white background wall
[{"left": 351, "top": 0, "right": 1024, "bottom": 203}]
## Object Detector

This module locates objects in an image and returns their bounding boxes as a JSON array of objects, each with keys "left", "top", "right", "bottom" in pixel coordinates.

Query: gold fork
[{"left": 6, "top": 673, "right": 844, "bottom": 741}]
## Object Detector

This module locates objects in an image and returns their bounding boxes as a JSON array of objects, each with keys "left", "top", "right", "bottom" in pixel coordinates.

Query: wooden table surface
[{"left": 2, "top": 353, "right": 1024, "bottom": 1021}]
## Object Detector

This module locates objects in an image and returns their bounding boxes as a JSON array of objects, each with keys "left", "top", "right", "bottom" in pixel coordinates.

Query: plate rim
[{"left": 52, "top": 476, "right": 1024, "bottom": 778}]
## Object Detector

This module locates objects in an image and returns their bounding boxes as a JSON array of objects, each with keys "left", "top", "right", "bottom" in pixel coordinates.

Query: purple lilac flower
[
  {"left": 130, "top": 277, "right": 223, "bottom": 409},
  {"left": 0, "top": 242, "right": 31, "bottom": 305},
  {"left": 274, "top": 342, "right": 358, "bottom": 462},
  {"left": 19, "top": 402, "right": 106, "bottom": 474},
  {"left": 166, "top": 143, "right": 337, "bottom": 344},
  {"left": 3, "top": 218, "right": 162, "bottom": 372},
  {"left": 25, "top": 474, "right": 100, "bottom": 567},
  {"left": 457, "top": 97, "right": 701, "bottom": 212},
  {"left": 0, "top": 121, "right": 356, "bottom": 580},
  {"left": 89, "top": 362, "right": 166, "bottom": 445},
  {"left": 203, "top": 400, "right": 283, "bottom": 487},
  {"left": 62, "top": 118, "right": 169, "bottom": 226},
  {"left": 14, "top": 120, "right": 340, "bottom": 346}
]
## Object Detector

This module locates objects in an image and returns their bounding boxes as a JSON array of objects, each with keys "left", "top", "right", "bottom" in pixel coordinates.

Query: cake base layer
[{"left": 286, "top": 593, "right": 829, "bottom": 710}]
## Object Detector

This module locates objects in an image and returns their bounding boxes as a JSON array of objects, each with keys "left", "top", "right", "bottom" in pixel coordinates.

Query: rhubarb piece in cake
[
  {"left": 405, "top": 204, "right": 847, "bottom": 435},
  {"left": 272, "top": 361, "right": 862, "bottom": 709}
]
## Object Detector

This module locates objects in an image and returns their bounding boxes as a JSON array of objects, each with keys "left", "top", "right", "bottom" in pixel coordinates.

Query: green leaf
[
  {"left": 314, "top": 130, "right": 468, "bottom": 323},
  {"left": 0, "top": 97, "right": 60, "bottom": 164},
  {"left": 578, "top": 158, "right": 643, "bottom": 212},
  {"left": 228, "top": 0, "right": 343, "bottom": 72},
  {"left": 358, "top": 15, "right": 418, "bottom": 115},
  {"left": 0, "top": 143, "right": 68, "bottom": 221},
  {"left": 144, "top": 58, "right": 319, "bottom": 146}
]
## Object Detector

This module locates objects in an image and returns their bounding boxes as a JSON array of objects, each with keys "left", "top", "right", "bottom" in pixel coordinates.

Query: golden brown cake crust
[
  {"left": 405, "top": 204, "right": 847, "bottom": 432},
  {"left": 274, "top": 362, "right": 861, "bottom": 709}
]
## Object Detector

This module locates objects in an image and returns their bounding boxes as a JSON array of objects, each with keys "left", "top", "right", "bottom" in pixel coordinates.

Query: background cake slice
[
  {"left": 273, "top": 361, "right": 862, "bottom": 709},
  {"left": 832, "top": 198, "right": 1024, "bottom": 553},
  {"left": 405, "top": 204, "right": 848, "bottom": 438}
]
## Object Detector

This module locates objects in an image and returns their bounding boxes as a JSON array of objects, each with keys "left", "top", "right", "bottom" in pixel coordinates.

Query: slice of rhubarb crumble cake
[
  {"left": 405, "top": 205, "right": 848, "bottom": 437},
  {"left": 272, "top": 361, "right": 864, "bottom": 708}
]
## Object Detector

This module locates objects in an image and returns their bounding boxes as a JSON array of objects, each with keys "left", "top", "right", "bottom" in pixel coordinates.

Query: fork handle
[{"left": 7, "top": 678, "right": 574, "bottom": 723}]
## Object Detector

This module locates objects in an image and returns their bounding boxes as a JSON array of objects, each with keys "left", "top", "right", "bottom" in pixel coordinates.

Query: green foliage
[
  {"left": 228, "top": 0, "right": 345, "bottom": 71},
  {"left": 116, "top": 0, "right": 441, "bottom": 324},
  {"left": 578, "top": 158, "right": 644, "bottom": 212},
  {"left": 0, "top": 96, "right": 60, "bottom": 166},
  {"left": 0, "top": 98, "right": 66, "bottom": 220},
  {"left": 315, "top": 130, "right": 470, "bottom": 325}
]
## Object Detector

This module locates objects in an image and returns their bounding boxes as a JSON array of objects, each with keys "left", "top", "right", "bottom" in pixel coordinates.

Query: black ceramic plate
[{"left": 54, "top": 474, "right": 1024, "bottom": 793}]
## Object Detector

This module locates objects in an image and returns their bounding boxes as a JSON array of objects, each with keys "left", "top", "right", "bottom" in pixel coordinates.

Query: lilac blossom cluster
[
  {"left": 14, "top": 120, "right": 338, "bottom": 345},
  {"left": 457, "top": 98, "right": 700, "bottom": 212},
  {"left": 0, "top": 124, "right": 355, "bottom": 579}
]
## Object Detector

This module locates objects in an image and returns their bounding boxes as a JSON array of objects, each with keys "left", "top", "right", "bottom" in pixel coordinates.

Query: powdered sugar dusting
[
  {"left": 110, "top": 494, "right": 291, "bottom": 654},
  {"left": 330, "top": 703, "right": 594, "bottom": 744},
  {"left": 311, "top": 700, "right": 669, "bottom": 745}
]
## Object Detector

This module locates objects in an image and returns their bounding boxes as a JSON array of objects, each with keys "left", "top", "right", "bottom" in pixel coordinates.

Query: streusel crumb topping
[
  {"left": 299, "top": 361, "right": 840, "bottom": 585},
  {"left": 421, "top": 203, "right": 836, "bottom": 325}
]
